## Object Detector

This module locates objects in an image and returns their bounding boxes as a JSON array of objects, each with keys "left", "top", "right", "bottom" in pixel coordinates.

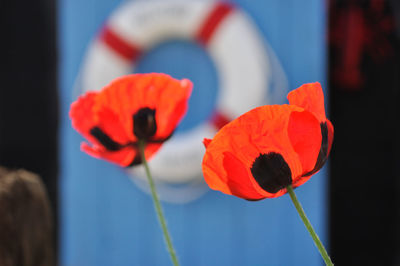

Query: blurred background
[{"left": 0, "top": 0, "right": 399, "bottom": 265}]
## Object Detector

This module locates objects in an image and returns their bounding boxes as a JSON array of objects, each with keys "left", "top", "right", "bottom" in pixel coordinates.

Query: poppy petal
[
  {"left": 70, "top": 92, "right": 131, "bottom": 148},
  {"left": 203, "top": 138, "right": 212, "bottom": 148},
  {"left": 96, "top": 73, "right": 192, "bottom": 140},
  {"left": 70, "top": 92, "right": 98, "bottom": 143},
  {"left": 292, "top": 121, "right": 331, "bottom": 189},
  {"left": 95, "top": 74, "right": 155, "bottom": 139},
  {"left": 154, "top": 78, "right": 193, "bottom": 138},
  {"left": 202, "top": 105, "right": 309, "bottom": 198},
  {"left": 223, "top": 152, "right": 267, "bottom": 200},
  {"left": 202, "top": 122, "right": 266, "bottom": 199},
  {"left": 287, "top": 110, "right": 322, "bottom": 183},
  {"left": 81, "top": 142, "right": 136, "bottom": 167},
  {"left": 287, "top": 82, "right": 327, "bottom": 122},
  {"left": 96, "top": 107, "right": 131, "bottom": 144},
  {"left": 202, "top": 147, "right": 266, "bottom": 200},
  {"left": 81, "top": 142, "right": 162, "bottom": 167}
]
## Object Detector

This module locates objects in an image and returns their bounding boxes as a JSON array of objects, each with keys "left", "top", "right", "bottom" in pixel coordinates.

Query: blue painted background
[{"left": 59, "top": 0, "right": 328, "bottom": 265}]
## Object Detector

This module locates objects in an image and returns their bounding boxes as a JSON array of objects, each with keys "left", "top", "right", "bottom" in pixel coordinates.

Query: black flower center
[
  {"left": 250, "top": 152, "right": 292, "bottom": 193},
  {"left": 133, "top": 108, "right": 157, "bottom": 140}
]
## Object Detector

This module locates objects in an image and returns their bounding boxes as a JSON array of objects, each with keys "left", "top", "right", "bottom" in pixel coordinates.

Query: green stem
[
  {"left": 286, "top": 185, "right": 334, "bottom": 266},
  {"left": 138, "top": 140, "right": 180, "bottom": 266}
]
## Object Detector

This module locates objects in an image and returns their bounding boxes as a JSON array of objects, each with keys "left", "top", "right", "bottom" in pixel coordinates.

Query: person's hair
[{"left": 0, "top": 167, "right": 54, "bottom": 266}]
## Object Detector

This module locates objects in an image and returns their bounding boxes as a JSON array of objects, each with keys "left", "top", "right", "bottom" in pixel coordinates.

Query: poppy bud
[{"left": 133, "top": 108, "right": 157, "bottom": 140}]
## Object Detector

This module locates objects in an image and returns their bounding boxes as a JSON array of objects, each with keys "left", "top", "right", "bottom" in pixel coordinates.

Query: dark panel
[
  {"left": 329, "top": 0, "right": 399, "bottom": 265},
  {"left": 0, "top": 0, "right": 58, "bottom": 260}
]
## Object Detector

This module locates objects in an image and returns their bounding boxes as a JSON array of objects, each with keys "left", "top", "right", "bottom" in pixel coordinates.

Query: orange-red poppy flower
[
  {"left": 202, "top": 82, "right": 333, "bottom": 200},
  {"left": 70, "top": 73, "right": 192, "bottom": 167}
]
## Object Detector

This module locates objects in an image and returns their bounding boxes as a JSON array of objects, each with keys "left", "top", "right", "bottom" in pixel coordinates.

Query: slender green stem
[
  {"left": 286, "top": 185, "right": 334, "bottom": 266},
  {"left": 138, "top": 140, "right": 179, "bottom": 266}
]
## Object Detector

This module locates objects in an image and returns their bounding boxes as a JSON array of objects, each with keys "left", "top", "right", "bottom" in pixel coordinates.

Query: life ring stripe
[
  {"left": 196, "top": 2, "right": 234, "bottom": 45},
  {"left": 100, "top": 26, "right": 141, "bottom": 61},
  {"left": 211, "top": 111, "right": 230, "bottom": 129}
]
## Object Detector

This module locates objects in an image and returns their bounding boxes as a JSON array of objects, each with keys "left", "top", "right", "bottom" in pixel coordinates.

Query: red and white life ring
[{"left": 80, "top": 0, "right": 272, "bottom": 184}]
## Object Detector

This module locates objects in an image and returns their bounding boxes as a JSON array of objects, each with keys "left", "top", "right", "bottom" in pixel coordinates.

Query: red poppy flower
[
  {"left": 202, "top": 82, "right": 333, "bottom": 200},
  {"left": 70, "top": 73, "right": 192, "bottom": 167}
]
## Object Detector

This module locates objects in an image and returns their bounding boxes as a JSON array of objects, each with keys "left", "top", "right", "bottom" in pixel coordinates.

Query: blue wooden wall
[{"left": 59, "top": 0, "right": 328, "bottom": 265}]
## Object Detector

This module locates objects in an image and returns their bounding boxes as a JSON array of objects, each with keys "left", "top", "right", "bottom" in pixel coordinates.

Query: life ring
[{"left": 80, "top": 0, "right": 275, "bottom": 184}]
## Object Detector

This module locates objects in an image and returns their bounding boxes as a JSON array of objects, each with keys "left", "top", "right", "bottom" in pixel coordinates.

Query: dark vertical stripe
[
  {"left": 329, "top": 0, "right": 399, "bottom": 264},
  {"left": 0, "top": 0, "right": 58, "bottom": 263}
]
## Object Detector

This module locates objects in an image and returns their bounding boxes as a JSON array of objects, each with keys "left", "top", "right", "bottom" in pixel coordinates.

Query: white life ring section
[{"left": 79, "top": 0, "right": 287, "bottom": 201}]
